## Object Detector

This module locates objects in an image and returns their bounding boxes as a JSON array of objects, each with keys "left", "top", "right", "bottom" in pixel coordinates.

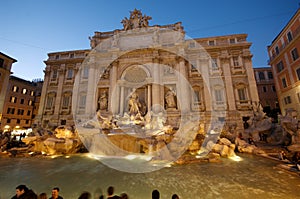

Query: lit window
[
  {"left": 12, "top": 86, "right": 18, "bottom": 92},
  {"left": 28, "top": 100, "right": 33, "bottom": 106},
  {"left": 10, "top": 96, "right": 17, "bottom": 103},
  {"left": 30, "top": 91, "right": 34, "bottom": 96},
  {"left": 22, "top": 88, "right": 27, "bottom": 94}
]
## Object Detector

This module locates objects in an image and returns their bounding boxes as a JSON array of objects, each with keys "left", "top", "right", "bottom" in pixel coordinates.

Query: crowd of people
[{"left": 11, "top": 185, "right": 180, "bottom": 199}]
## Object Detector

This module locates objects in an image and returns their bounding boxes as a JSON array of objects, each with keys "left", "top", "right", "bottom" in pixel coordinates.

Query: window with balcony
[
  {"left": 276, "top": 61, "right": 284, "bottom": 72},
  {"left": 291, "top": 48, "right": 299, "bottom": 61}
]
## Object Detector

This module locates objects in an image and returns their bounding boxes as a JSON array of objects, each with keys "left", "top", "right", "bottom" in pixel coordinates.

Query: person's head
[
  {"left": 152, "top": 189, "right": 160, "bottom": 199},
  {"left": 51, "top": 187, "right": 60, "bottom": 198},
  {"left": 15, "top": 184, "right": 28, "bottom": 197},
  {"left": 172, "top": 194, "right": 179, "bottom": 199},
  {"left": 107, "top": 186, "right": 114, "bottom": 196},
  {"left": 120, "top": 193, "right": 128, "bottom": 199},
  {"left": 38, "top": 192, "right": 47, "bottom": 199},
  {"left": 78, "top": 191, "right": 91, "bottom": 199}
]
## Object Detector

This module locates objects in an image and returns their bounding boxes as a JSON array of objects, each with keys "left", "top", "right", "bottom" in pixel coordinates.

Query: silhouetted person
[
  {"left": 11, "top": 184, "right": 28, "bottom": 199},
  {"left": 172, "top": 194, "right": 179, "bottom": 199},
  {"left": 120, "top": 193, "right": 128, "bottom": 199},
  {"left": 107, "top": 186, "right": 120, "bottom": 199},
  {"left": 38, "top": 193, "right": 48, "bottom": 199},
  {"left": 152, "top": 190, "right": 160, "bottom": 199},
  {"left": 78, "top": 191, "right": 91, "bottom": 199},
  {"left": 49, "top": 187, "right": 63, "bottom": 199}
]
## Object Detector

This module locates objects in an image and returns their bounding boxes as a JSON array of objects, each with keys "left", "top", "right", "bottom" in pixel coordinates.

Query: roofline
[
  {"left": 271, "top": 8, "right": 300, "bottom": 44},
  {"left": 0, "top": 52, "right": 17, "bottom": 63},
  {"left": 47, "top": 49, "right": 90, "bottom": 55}
]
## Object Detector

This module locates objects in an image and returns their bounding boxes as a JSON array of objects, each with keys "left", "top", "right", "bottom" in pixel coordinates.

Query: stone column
[
  {"left": 120, "top": 84, "right": 125, "bottom": 115},
  {"left": 147, "top": 84, "right": 152, "bottom": 112},
  {"left": 152, "top": 58, "right": 161, "bottom": 113},
  {"left": 244, "top": 57, "right": 259, "bottom": 102},
  {"left": 53, "top": 65, "right": 65, "bottom": 124},
  {"left": 221, "top": 57, "right": 236, "bottom": 111},
  {"left": 200, "top": 58, "right": 212, "bottom": 111},
  {"left": 177, "top": 57, "right": 190, "bottom": 113},
  {"left": 109, "top": 62, "right": 118, "bottom": 114},
  {"left": 86, "top": 65, "right": 96, "bottom": 118}
]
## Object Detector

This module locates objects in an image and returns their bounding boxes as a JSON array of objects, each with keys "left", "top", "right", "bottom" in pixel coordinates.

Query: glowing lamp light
[{"left": 4, "top": 125, "right": 10, "bottom": 129}]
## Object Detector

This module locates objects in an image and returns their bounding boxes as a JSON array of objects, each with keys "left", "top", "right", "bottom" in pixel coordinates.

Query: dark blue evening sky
[{"left": 0, "top": 0, "right": 298, "bottom": 80}]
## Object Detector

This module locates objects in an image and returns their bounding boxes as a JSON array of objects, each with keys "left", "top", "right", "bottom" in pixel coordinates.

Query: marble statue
[
  {"left": 128, "top": 91, "right": 142, "bottom": 116},
  {"left": 98, "top": 91, "right": 108, "bottom": 110},
  {"left": 121, "top": 9, "right": 152, "bottom": 30},
  {"left": 165, "top": 89, "right": 177, "bottom": 109}
]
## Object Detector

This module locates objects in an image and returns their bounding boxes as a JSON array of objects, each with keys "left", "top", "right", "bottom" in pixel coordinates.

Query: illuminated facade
[
  {"left": 268, "top": 8, "right": 300, "bottom": 118},
  {"left": 36, "top": 10, "right": 259, "bottom": 133}
]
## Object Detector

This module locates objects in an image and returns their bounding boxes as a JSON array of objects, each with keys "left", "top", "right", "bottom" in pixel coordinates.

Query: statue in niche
[
  {"left": 165, "top": 89, "right": 177, "bottom": 109},
  {"left": 98, "top": 91, "right": 108, "bottom": 111},
  {"left": 128, "top": 91, "right": 142, "bottom": 116}
]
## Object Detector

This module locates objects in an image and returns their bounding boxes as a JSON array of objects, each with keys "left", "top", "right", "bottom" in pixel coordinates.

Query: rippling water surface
[{"left": 0, "top": 153, "right": 299, "bottom": 199}]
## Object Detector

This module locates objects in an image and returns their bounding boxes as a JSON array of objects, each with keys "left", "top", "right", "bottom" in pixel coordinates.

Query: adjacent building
[
  {"left": 0, "top": 52, "right": 16, "bottom": 123},
  {"left": 253, "top": 67, "right": 280, "bottom": 119},
  {"left": 0, "top": 76, "right": 43, "bottom": 131},
  {"left": 268, "top": 8, "right": 300, "bottom": 118},
  {"left": 36, "top": 10, "right": 259, "bottom": 133}
]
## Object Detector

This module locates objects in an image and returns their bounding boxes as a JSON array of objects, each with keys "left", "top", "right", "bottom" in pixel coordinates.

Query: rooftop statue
[{"left": 121, "top": 9, "right": 152, "bottom": 30}]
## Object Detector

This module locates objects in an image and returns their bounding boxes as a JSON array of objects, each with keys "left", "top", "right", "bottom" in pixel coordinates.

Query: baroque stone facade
[{"left": 36, "top": 10, "right": 259, "bottom": 133}]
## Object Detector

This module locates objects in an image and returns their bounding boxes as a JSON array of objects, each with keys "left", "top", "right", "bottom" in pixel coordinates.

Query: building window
[
  {"left": 67, "top": 68, "right": 73, "bottom": 79},
  {"left": 287, "top": 31, "right": 293, "bottom": 42},
  {"left": 12, "top": 86, "right": 19, "bottom": 92},
  {"left": 46, "top": 96, "right": 55, "bottom": 109},
  {"left": 272, "top": 85, "right": 276, "bottom": 92},
  {"left": 291, "top": 48, "right": 299, "bottom": 61},
  {"left": 82, "top": 67, "right": 89, "bottom": 79},
  {"left": 237, "top": 88, "right": 247, "bottom": 103},
  {"left": 6, "top": 118, "right": 11, "bottom": 123},
  {"left": 17, "top": 109, "right": 24, "bottom": 115},
  {"left": 284, "top": 96, "right": 292, "bottom": 105},
  {"left": 70, "top": 53, "right": 74, "bottom": 58},
  {"left": 25, "top": 120, "right": 29, "bottom": 124},
  {"left": 233, "top": 56, "right": 239, "bottom": 67},
  {"left": 275, "top": 46, "right": 279, "bottom": 55},
  {"left": 55, "top": 55, "right": 59, "bottom": 59},
  {"left": 267, "top": 71, "right": 273, "bottom": 79},
  {"left": 7, "top": 108, "right": 15, "bottom": 114},
  {"left": 28, "top": 100, "right": 33, "bottom": 106},
  {"left": 0, "top": 58, "right": 4, "bottom": 67},
  {"left": 211, "top": 58, "right": 218, "bottom": 70},
  {"left": 51, "top": 69, "right": 58, "bottom": 80},
  {"left": 208, "top": 40, "right": 215, "bottom": 46},
  {"left": 62, "top": 95, "right": 71, "bottom": 109},
  {"left": 258, "top": 72, "right": 265, "bottom": 80},
  {"left": 61, "top": 120, "right": 67, "bottom": 125},
  {"left": 10, "top": 96, "right": 17, "bottom": 103},
  {"left": 22, "top": 88, "right": 27, "bottom": 94},
  {"left": 276, "top": 61, "right": 284, "bottom": 72},
  {"left": 20, "top": 99, "right": 24, "bottom": 104},
  {"left": 297, "top": 92, "right": 300, "bottom": 102},
  {"left": 263, "top": 86, "right": 267, "bottom": 92},
  {"left": 282, "top": 77, "right": 287, "bottom": 88},
  {"left": 30, "top": 91, "right": 34, "bottom": 96},
  {"left": 79, "top": 95, "right": 86, "bottom": 108},
  {"left": 17, "top": 119, "right": 20, "bottom": 124},
  {"left": 214, "top": 90, "right": 223, "bottom": 102},
  {"left": 229, "top": 38, "right": 236, "bottom": 44},
  {"left": 296, "top": 68, "right": 300, "bottom": 81},
  {"left": 27, "top": 110, "right": 31, "bottom": 116}
]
